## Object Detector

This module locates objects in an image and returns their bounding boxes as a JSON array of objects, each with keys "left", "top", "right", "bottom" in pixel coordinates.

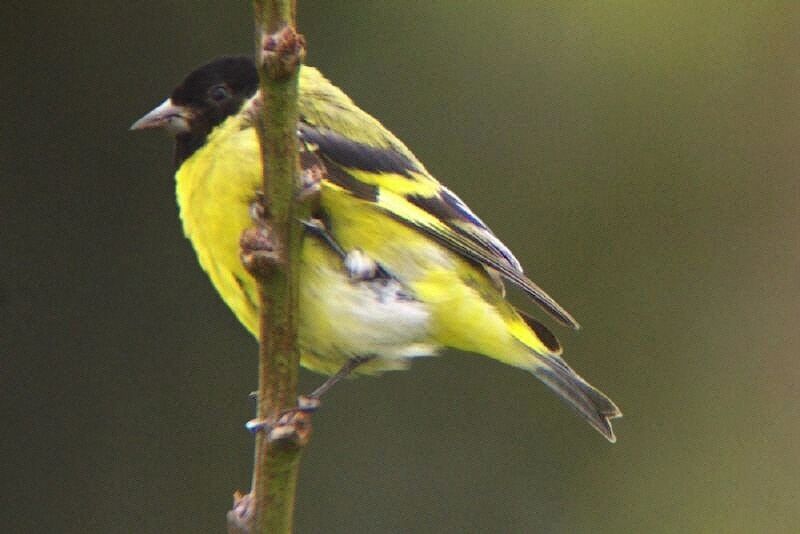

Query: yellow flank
[{"left": 320, "top": 186, "right": 556, "bottom": 365}]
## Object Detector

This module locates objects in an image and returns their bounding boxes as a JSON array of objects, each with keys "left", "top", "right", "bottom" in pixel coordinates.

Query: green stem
[{"left": 247, "top": 1, "right": 306, "bottom": 532}]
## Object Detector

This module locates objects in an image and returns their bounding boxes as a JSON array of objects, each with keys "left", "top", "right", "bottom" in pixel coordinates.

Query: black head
[
  {"left": 132, "top": 56, "right": 259, "bottom": 164},
  {"left": 171, "top": 56, "right": 258, "bottom": 125}
]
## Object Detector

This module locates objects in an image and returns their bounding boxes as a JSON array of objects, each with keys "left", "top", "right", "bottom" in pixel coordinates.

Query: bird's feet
[
  {"left": 245, "top": 408, "right": 313, "bottom": 447},
  {"left": 245, "top": 395, "right": 320, "bottom": 442},
  {"left": 246, "top": 395, "right": 320, "bottom": 428},
  {"left": 246, "top": 356, "right": 373, "bottom": 434}
]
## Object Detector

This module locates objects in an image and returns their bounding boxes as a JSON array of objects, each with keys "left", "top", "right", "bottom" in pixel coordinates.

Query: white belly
[{"left": 298, "top": 248, "right": 438, "bottom": 375}]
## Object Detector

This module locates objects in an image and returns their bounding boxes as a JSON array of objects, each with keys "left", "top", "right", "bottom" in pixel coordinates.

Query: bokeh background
[{"left": 3, "top": 2, "right": 798, "bottom": 532}]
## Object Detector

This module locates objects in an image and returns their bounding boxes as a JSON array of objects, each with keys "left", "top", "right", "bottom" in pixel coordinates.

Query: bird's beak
[{"left": 130, "top": 98, "right": 192, "bottom": 134}]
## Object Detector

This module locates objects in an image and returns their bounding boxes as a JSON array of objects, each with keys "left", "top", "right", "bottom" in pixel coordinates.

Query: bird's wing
[{"left": 299, "top": 124, "right": 580, "bottom": 329}]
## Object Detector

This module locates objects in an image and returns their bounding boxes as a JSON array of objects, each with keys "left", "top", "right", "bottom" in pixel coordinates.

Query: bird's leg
[
  {"left": 246, "top": 355, "right": 374, "bottom": 433},
  {"left": 301, "top": 217, "right": 347, "bottom": 258},
  {"left": 304, "top": 355, "right": 375, "bottom": 402},
  {"left": 291, "top": 355, "right": 375, "bottom": 414},
  {"left": 301, "top": 217, "right": 391, "bottom": 281}
]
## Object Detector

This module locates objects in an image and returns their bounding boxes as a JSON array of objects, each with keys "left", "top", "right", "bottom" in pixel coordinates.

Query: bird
[{"left": 131, "top": 56, "right": 621, "bottom": 441}]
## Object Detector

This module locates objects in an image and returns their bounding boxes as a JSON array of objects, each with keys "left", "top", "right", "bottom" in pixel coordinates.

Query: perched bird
[{"left": 132, "top": 56, "right": 621, "bottom": 441}]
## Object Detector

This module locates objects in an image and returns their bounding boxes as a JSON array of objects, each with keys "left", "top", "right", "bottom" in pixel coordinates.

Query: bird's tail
[
  {"left": 516, "top": 311, "right": 622, "bottom": 442},
  {"left": 531, "top": 354, "right": 621, "bottom": 442}
]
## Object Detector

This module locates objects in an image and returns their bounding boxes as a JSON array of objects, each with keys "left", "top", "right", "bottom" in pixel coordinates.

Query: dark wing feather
[
  {"left": 300, "top": 125, "right": 580, "bottom": 329},
  {"left": 385, "top": 194, "right": 580, "bottom": 329}
]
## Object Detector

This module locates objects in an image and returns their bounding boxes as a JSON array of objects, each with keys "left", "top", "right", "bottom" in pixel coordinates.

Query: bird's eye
[{"left": 209, "top": 85, "right": 231, "bottom": 102}]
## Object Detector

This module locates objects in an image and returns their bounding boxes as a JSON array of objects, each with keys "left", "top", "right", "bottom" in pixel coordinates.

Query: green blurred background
[{"left": 3, "top": 2, "right": 798, "bottom": 532}]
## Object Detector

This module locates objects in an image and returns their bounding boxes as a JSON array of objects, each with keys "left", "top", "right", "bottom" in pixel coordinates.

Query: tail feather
[{"left": 532, "top": 355, "right": 622, "bottom": 442}]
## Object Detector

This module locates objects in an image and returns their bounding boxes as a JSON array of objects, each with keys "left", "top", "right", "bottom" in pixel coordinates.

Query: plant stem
[{"left": 239, "top": 1, "right": 307, "bottom": 533}]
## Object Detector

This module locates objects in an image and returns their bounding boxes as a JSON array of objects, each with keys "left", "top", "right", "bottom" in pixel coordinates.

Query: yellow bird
[{"left": 132, "top": 56, "right": 621, "bottom": 441}]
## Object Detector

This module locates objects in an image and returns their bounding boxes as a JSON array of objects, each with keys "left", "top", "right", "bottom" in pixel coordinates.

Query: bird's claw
[
  {"left": 245, "top": 396, "right": 320, "bottom": 436},
  {"left": 245, "top": 418, "right": 269, "bottom": 434}
]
